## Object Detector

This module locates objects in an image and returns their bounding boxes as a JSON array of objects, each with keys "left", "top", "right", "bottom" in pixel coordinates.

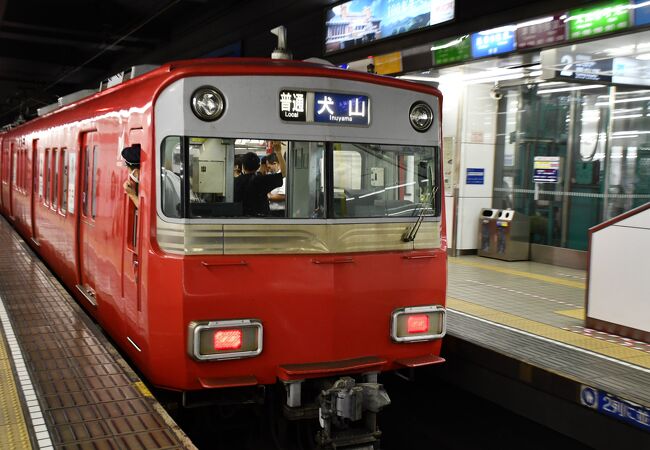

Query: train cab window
[
  {"left": 160, "top": 137, "right": 183, "bottom": 218},
  {"left": 331, "top": 143, "right": 439, "bottom": 219},
  {"left": 160, "top": 136, "right": 329, "bottom": 220},
  {"left": 52, "top": 149, "right": 58, "bottom": 209},
  {"left": 44, "top": 149, "right": 50, "bottom": 205}
]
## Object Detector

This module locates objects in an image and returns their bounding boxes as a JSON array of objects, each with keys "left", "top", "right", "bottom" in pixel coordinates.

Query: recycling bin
[
  {"left": 494, "top": 209, "right": 530, "bottom": 261},
  {"left": 477, "top": 208, "right": 500, "bottom": 258}
]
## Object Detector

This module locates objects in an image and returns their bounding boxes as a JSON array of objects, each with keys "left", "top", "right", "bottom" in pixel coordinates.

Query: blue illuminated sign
[
  {"left": 634, "top": 0, "right": 650, "bottom": 26},
  {"left": 466, "top": 168, "right": 485, "bottom": 185},
  {"left": 581, "top": 386, "right": 650, "bottom": 432},
  {"left": 314, "top": 92, "right": 370, "bottom": 126},
  {"left": 471, "top": 27, "right": 516, "bottom": 58}
]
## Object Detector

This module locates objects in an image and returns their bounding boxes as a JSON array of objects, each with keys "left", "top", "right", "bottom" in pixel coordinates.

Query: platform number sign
[{"left": 279, "top": 90, "right": 306, "bottom": 121}]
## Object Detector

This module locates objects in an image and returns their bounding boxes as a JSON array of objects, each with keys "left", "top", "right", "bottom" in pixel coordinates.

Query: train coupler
[{"left": 315, "top": 376, "right": 391, "bottom": 449}]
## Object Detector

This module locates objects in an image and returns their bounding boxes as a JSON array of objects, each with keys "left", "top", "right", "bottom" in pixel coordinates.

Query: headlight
[
  {"left": 188, "top": 319, "right": 262, "bottom": 360},
  {"left": 190, "top": 86, "right": 225, "bottom": 121},
  {"left": 391, "top": 305, "right": 446, "bottom": 342},
  {"left": 409, "top": 102, "right": 434, "bottom": 132}
]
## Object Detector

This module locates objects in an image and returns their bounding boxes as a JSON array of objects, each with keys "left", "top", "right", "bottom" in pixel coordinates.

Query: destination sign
[
  {"left": 314, "top": 92, "right": 369, "bottom": 125},
  {"left": 279, "top": 90, "right": 370, "bottom": 126}
]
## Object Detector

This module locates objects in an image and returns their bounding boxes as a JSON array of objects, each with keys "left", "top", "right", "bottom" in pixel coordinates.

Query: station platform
[
  {"left": 444, "top": 255, "right": 650, "bottom": 448},
  {"left": 0, "top": 217, "right": 194, "bottom": 449}
]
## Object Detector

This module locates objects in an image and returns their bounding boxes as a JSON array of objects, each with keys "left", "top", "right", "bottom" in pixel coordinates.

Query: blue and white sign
[
  {"left": 533, "top": 156, "right": 561, "bottom": 183},
  {"left": 466, "top": 168, "right": 485, "bottom": 185},
  {"left": 471, "top": 26, "right": 516, "bottom": 58},
  {"left": 634, "top": 0, "right": 650, "bottom": 26},
  {"left": 581, "top": 385, "right": 650, "bottom": 432},
  {"left": 314, "top": 92, "right": 370, "bottom": 126}
]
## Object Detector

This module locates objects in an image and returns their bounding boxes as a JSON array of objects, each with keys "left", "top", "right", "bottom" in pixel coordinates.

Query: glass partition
[{"left": 494, "top": 83, "right": 650, "bottom": 250}]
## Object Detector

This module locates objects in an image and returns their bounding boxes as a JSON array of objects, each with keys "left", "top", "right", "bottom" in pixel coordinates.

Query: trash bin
[
  {"left": 477, "top": 208, "right": 500, "bottom": 258},
  {"left": 494, "top": 209, "right": 530, "bottom": 261}
]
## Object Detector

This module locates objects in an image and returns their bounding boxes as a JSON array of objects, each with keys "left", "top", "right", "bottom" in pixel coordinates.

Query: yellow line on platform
[
  {"left": 447, "top": 297, "right": 650, "bottom": 369},
  {"left": 449, "top": 259, "right": 586, "bottom": 289},
  {"left": 555, "top": 308, "right": 585, "bottom": 320},
  {"left": 0, "top": 335, "right": 32, "bottom": 450}
]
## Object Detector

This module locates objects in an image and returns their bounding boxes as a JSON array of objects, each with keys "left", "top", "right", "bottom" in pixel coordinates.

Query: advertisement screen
[{"left": 325, "top": 0, "right": 455, "bottom": 54}]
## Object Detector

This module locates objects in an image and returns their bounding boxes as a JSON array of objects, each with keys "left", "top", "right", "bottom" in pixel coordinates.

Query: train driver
[
  {"left": 122, "top": 144, "right": 141, "bottom": 208},
  {"left": 234, "top": 141, "right": 286, "bottom": 216}
]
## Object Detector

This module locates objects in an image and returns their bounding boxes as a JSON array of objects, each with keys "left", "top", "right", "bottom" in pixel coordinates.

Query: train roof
[{"left": 6, "top": 57, "right": 440, "bottom": 133}]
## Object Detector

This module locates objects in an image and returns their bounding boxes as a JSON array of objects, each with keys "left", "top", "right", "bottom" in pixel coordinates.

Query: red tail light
[
  {"left": 407, "top": 314, "right": 429, "bottom": 334},
  {"left": 188, "top": 319, "right": 263, "bottom": 361},
  {"left": 391, "top": 305, "right": 446, "bottom": 343},
  {"left": 214, "top": 329, "right": 243, "bottom": 350}
]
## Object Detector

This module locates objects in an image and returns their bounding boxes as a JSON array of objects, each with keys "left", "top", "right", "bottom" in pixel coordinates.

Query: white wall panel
[
  {"left": 589, "top": 225, "right": 650, "bottom": 333},
  {"left": 618, "top": 208, "right": 650, "bottom": 228}
]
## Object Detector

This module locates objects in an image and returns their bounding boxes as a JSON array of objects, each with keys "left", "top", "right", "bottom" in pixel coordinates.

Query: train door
[
  {"left": 31, "top": 141, "right": 40, "bottom": 244},
  {"left": 122, "top": 128, "right": 143, "bottom": 353},
  {"left": 76, "top": 132, "right": 99, "bottom": 309}
]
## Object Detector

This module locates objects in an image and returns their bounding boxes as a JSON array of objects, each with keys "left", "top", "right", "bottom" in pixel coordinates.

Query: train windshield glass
[{"left": 160, "top": 137, "right": 439, "bottom": 220}]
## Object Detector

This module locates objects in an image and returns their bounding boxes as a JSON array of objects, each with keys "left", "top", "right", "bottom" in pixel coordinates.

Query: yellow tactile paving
[
  {"left": 449, "top": 258, "right": 586, "bottom": 289},
  {"left": 447, "top": 297, "right": 650, "bottom": 370},
  {"left": 555, "top": 308, "right": 585, "bottom": 320},
  {"left": 0, "top": 334, "right": 32, "bottom": 449}
]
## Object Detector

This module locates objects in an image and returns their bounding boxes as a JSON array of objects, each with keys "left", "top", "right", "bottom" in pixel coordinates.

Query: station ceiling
[
  {"left": 0, "top": 0, "right": 334, "bottom": 126},
  {"left": 0, "top": 0, "right": 595, "bottom": 127}
]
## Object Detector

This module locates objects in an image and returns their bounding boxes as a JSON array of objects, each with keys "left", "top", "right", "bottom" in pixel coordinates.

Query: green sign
[
  {"left": 567, "top": 1, "right": 630, "bottom": 40},
  {"left": 433, "top": 35, "right": 471, "bottom": 66}
]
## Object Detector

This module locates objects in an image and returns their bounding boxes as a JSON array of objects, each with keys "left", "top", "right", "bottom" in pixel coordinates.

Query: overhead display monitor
[{"left": 325, "top": 0, "right": 455, "bottom": 54}]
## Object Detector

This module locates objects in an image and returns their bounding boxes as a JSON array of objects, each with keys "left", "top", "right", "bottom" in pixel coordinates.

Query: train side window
[
  {"left": 21, "top": 149, "right": 26, "bottom": 192},
  {"left": 82, "top": 146, "right": 90, "bottom": 216},
  {"left": 20, "top": 150, "right": 25, "bottom": 192},
  {"left": 38, "top": 150, "right": 44, "bottom": 200},
  {"left": 67, "top": 152, "right": 77, "bottom": 214},
  {"left": 52, "top": 149, "right": 58, "bottom": 209},
  {"left": 11, "top": 148, "right": 16, "bottom": 189},
  {"left": 44, "top": 149, "right": 50, "bottom": 205},
  {"left": 91, "top": 146, "right": 98, "bottom": 218},
  {"left": 61, "top": 149, "right": 68, "bottom": 213}
]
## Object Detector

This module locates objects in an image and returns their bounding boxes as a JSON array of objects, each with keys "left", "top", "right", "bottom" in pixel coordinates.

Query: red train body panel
[{"left": 0, "top": 59, "right": 447, "bottom": 399}]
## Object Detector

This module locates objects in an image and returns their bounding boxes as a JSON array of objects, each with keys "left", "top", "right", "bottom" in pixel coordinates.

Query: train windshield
[{"left": 160, "top": 136, "right": 439, "bottom": 220}]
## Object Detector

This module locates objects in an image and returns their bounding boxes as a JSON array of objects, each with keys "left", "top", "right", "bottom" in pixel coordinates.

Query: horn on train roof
[{"left": 270, "top": 26, "right": 292, "bottom": 60}]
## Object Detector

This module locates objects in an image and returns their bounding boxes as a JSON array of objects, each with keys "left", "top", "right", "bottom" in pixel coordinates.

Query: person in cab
[
  {"left": 234, "top": 142, "right": 286, "bottom": 216},
  {"left": 122, "top": 144, "right": 141, "bottom": 208}
]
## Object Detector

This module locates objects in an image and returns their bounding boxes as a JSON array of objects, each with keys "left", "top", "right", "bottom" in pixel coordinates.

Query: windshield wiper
[{"left": 402, "top": 186, "right": 437, "bottom": 242}]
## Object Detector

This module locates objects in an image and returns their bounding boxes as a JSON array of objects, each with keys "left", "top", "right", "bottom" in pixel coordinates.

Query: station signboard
[
  {"left": 471, "top": 26, "right": 516, "bottom": 59},
  {"left": 567, "top": 1, "right": 630, "bottom": 40},
  {"left": 466, "top": 168, "right": 485, "bottom": 185},
  {"left": 516, "top": 16, "right": 567, "bottom": 50},
  {"left": 634, "top": 0, "right": 650, "bottom": 26},
  {"left": 432, "top": 35, "right": 471, "bottom": 66},
  {"left": 581, "top": 385, "right": 650, "bottom": 433}
]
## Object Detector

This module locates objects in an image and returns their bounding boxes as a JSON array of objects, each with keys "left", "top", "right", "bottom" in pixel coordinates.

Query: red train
[{"left": 0, "top": 58, "right": 446, "bottom": 448}]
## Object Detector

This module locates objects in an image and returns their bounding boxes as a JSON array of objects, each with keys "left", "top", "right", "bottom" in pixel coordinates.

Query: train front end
[{"left": 148, "top": 60, "right": 446, "bottom": 447}]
